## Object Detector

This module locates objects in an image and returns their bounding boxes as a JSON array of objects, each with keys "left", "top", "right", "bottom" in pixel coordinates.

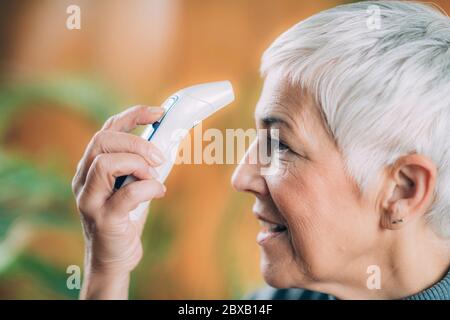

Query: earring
[{"left": 392, "top": 218, "right": 404, "bottom": 224}]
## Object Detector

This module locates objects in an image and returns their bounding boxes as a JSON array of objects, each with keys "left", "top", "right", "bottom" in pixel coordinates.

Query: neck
[
  {"left": 378, "top": 228, "right": 449, "bottom": 299},
  {"left": 324, "top": 224, "right": 450, "bottom": 299}
]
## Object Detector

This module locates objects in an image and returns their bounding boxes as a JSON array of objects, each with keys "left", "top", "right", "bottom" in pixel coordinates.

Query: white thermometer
[{"left": 114, "top": 81, "right": 235, "bottom": 220}]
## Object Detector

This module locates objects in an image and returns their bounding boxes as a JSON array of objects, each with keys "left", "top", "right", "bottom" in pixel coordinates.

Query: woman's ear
[{"left": 380, "top": 154, "right": 437, "bottom": 230}]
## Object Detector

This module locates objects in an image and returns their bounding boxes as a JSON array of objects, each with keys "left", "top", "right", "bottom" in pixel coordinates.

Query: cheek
[
  {"left": 268, "top": 165, "right": 331, "bottom": 251},
  {"left": 269, "top": 164, "right": 333, "bottom": 234},
  {"left": 273, "top": 160, "right": 365, "bottom": 231},
  {"left": 267, "top": 162, "right": 371, "bottom": 278}
]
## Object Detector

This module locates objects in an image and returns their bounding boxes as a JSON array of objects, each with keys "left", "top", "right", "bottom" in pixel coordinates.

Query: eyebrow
[
  {"left": 259, "top": 109, "right": 313, "bottom": 145},
  {"left": 260, "top": 116, "right": 292, "bottom": 131}
]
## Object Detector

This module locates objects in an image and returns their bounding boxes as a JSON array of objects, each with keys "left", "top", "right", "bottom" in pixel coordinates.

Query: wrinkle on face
[{"left": 250, "top": 71, "right": 376, "bottom": 291}]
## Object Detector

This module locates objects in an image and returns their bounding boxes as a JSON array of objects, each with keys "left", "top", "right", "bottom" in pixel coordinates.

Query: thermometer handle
[{"left": 120, "top": 136, "right": 184, "bottom": 221}]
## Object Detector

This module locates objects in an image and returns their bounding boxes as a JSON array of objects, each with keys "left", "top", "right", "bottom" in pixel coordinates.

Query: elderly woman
[{"left": 72, "top": 1, "right": 450, "bottom": 299}]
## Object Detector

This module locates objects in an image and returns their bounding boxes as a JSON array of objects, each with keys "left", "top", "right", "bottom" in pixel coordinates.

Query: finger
[
  {"left": 81, "top": 153, "right": 158, "bottom": 212},
  {"left": 73, "top": 106, "right": 164, "bottom": 195},
  {"left": 105, "top": 179, "right": 166, "bottom": 219},
  {"left": 102, "top": 105, "right": 165, "bottom": 133},
  {"left": 75, "top": 131, "right": 165, "bottom": 190}
]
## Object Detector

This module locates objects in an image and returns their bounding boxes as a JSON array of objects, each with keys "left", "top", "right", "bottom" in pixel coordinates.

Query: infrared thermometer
[{"left": 114, "top": 81, "right": 235, "bottom": 220}]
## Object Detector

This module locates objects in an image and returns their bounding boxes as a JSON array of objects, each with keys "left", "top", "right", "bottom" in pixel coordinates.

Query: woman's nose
[{"left": 231, "top": 140, "right": 269, "bottom": 196}]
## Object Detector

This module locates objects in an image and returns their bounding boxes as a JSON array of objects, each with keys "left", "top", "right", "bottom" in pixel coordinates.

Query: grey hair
[{"left": 260, "top": 1, "right": 450, "bottom": 239}]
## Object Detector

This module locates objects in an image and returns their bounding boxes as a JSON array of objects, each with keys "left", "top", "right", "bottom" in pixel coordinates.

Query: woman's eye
[
  {"left": 268, "top": 137, "right": 290, "bottom": 153},
  {"left": 276, "top": 141, "right": 290, "bottom": 152}
]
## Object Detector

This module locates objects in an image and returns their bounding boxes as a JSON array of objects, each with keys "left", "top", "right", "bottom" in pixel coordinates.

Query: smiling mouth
[
  {"left": 256, "top": 216, "right": 288, "bottom": 245},
  {"left": 259, "top": 220, "right": 287, "bottom": 233}
]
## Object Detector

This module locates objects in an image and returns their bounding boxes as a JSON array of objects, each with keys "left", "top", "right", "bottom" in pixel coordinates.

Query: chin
[
  {"left": 260, "top": 255, "right": 294, "bottom": 288},
  {"left": 259, "top": 251, "right": 318, "bottom": 291}
]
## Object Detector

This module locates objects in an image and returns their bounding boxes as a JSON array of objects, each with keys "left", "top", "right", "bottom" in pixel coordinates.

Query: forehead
[
  {"left": 255, "top": 72, "right": 303, "bottom": 120},
  {"left": 255, "top": 72, "right": 320, "bottom": 133}
]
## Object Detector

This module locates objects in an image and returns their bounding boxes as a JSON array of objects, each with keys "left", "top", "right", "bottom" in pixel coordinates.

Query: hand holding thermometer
[{"left": 114, "top": 81, "right": 235, "bottom": 220}]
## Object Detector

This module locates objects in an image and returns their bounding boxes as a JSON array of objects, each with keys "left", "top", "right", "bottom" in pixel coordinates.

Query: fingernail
[
  {"left": 149, "top": 151, "right": 165, "bottom": 165},
  {"left": 148, "top": 107, "right": 165, "bottom": 114},
  {"left": 148, "top": 166, "right": 159, "bottom": 178}
]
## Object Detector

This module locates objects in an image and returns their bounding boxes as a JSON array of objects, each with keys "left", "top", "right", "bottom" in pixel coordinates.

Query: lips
[
  {"left": 254, "top": 212, "right": 288, "bottom": 245},
  {"left": 258, "top": 219, "right": 287, "bottom": 233}
]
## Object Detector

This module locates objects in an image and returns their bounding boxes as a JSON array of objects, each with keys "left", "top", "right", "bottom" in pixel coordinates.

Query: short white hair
[{"left": 261, "top": 1, "right": 450, "bottom": 239}]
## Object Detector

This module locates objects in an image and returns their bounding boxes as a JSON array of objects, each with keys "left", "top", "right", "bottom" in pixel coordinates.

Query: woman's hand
[{"left": 72, "top": 105, "right": 167, "bottom": 299}]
